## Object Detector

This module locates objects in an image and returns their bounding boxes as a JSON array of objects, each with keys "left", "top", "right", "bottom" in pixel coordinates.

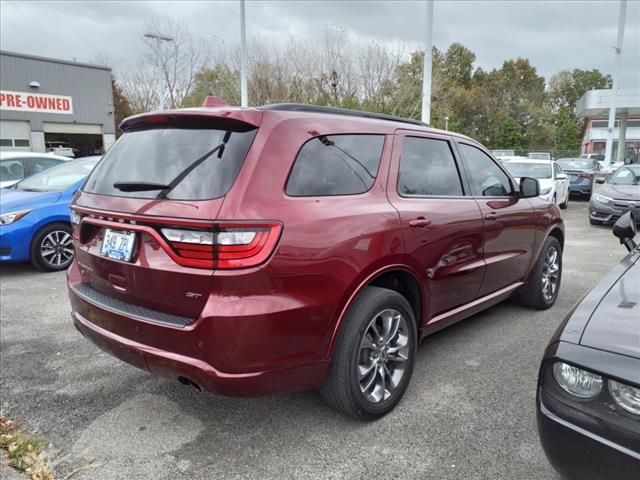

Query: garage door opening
[
  {"left": 44, "top": 132, "right": 103, "bottom": 157},
  {"left": 43, "top": 122, "right": 103, "bottom": 157}
]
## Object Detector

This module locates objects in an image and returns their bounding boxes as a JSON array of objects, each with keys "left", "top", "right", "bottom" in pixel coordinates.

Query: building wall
[{"left": 0, "top": 51, "right": 115, "bottom": 152}]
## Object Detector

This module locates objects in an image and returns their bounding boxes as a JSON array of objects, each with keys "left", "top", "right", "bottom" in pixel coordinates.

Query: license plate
[{"left": 100, "top": 229, "right": 136, "bottom": 262}]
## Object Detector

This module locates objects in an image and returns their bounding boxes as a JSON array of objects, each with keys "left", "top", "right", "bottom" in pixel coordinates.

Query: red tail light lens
[
  {"left": 579, "top": 173, "right": 593, "bottom": 179},
  {"left": 160, "top": 223, "right": 281, "bottom": 269}
]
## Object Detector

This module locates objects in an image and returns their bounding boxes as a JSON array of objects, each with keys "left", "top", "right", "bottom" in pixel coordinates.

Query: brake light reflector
[{"left": 160, "top": 224, "right": 281, "bottom": 269}]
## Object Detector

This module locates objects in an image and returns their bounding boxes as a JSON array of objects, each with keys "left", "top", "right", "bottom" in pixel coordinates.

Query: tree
[
  {"left": 141, "top": 17, "right": 210, "bottom": 109},
  {"left": 111, "top": 76, "right": 133, "bottom": 135},
  {"left": 182, "top": 65, "right": 240, "bottom": 107}
]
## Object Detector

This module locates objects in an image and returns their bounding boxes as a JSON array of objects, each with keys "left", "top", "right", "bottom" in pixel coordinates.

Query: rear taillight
[
  {"left": 579, "top": 173, "right": 593, "bottom": 179},
  {"left": 160, "top": 223, "right": 281, "bottom": 269},
  {"left": 70, "top": 208, "right": 82, "bottom": 240}
]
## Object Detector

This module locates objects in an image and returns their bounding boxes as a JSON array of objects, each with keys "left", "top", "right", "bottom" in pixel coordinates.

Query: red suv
[{"left": 68, "top": 101, "right": 564, "bottom": 419}]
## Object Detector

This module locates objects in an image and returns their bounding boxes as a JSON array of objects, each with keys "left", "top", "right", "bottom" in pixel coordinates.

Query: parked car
[
  {"left": 537, "top": 211, "right": 639, "bottom": 480},
  {"left": 0, "top": 152, "right": 70, "bottom": 188},
  {"left": 556, "top": 157, "right": 602, "bottom": 197},
  {"left": 67, "top": 101, "right": 564, "bottom": 419},
  {"left": 589, "top": 165, "right": 640, "bottom": 226},
  {"left": 45, "top": 140, "right": 78, "bottom": 158},
  {"left": 503, "top": 158, "right": 570, "bottom": 209},
  {"left": 0, "top": 156, "right": 100, "bottom": 271},
  {"left": 582, "top": 153, "right": 624, "bottom": 172}
]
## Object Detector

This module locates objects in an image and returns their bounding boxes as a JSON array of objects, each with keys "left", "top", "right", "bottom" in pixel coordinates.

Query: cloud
[{"left": 1, "top": 0, "right": 638, "bottom": 86}]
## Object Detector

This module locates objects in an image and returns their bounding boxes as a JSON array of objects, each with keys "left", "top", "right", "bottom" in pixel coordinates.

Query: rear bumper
[
  {"left": 537, "top": 399, "right": 640, "bottom": 480},
  {"left": 67, "top": 259, "right": 337, "bottom": 396},
  {"left": 569, "top": 183, "right": 592, "bottom": 195},
  {"left": 73, "top": 310, "right": 328, "bottom": 396}
]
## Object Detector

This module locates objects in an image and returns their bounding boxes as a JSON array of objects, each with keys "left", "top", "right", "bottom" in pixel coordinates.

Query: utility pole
[
  {"left": 240, "top": 0, "right": 248, "bottom": 107},
  {"left": 604, "top": 0, "right": 627, "bottom": 170},
  {"left": 144, "top": 32, "right": 174, "bottom": 110},
  {"left": 421, "top": 0, "right": 434, "bottom": 124}
]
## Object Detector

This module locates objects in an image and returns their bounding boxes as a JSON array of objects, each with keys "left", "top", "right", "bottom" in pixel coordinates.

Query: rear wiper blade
[
  {"left": 113, "top": 182, "right": 171, "bottom": 192},
  {"left": 157, "top": 131, "right": 232, "bottom": 199}
]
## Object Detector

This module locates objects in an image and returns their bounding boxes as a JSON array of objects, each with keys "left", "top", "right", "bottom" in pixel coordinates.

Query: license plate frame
[{"left": 100, "top": 228, "right": 136, "bottom": 262}]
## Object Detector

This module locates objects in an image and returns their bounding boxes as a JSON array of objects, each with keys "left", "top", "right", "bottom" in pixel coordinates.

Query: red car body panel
[{"left": 68, "top": 105, "right": 564, "bottom": 396}]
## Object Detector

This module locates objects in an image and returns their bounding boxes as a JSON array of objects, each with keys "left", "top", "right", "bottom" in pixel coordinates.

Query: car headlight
[
  {"left": 553, "top": 362, "right": 603, "bottom": 398},
  {"left": 0, "top": 210, "right": 31, "bottom": 225},
  {"left": 593, "top": 193, "right": 612, "bottom": 204},
  {"left": 540, "top": 187, "right": 552, "bottom": 195},
  {"left": 609, "top": 380, "right": 640, "bottom": 415}
]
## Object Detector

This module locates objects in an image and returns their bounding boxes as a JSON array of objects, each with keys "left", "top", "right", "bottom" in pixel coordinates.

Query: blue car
[{"left": 0, "top": 156, "right": 100, "bottom": 271}]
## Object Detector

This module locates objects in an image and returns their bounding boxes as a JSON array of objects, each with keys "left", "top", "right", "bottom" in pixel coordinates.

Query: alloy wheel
[
  {"left": 40, "top": 230, "right": 74, "bottom": 268},
  {"left": 357, "top": 308, "right": 410, "bottom": 403},
  {"left": 541, "top": 246, "right": 560, "bottom": 302}
]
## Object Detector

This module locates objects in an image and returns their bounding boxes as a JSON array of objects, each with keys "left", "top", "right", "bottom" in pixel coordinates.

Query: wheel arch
[
  {"left": 324, "top": 264, "right": 424, "bottom": 361},
  {"left": 29, "top": 219, "right": 72, "bottom": 259}
]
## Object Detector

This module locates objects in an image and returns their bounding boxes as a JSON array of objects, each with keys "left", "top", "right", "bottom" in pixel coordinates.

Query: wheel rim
[
  {"left": 541, "top": 246, "right": 560, "bottom": 302},
  {"left": 357, "top": 308, "right": 410, "bottom": 404},
  {"left": 40, "top": 230, "right": 73, "bottom": 268}
]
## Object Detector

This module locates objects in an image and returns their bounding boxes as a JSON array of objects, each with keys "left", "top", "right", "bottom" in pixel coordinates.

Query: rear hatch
[{"left": 71, "top": 111, "right": 274, "bottom": 321}]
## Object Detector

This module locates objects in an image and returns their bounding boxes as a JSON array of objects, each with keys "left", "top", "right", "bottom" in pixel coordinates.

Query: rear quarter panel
[{"left": 217, "top": 116, "right": 406, "bottom": 365}]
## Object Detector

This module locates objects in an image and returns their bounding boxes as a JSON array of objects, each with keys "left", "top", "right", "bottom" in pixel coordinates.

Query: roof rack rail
[{"left": 260, "top": 103, "right": 430, "bottom": 127}]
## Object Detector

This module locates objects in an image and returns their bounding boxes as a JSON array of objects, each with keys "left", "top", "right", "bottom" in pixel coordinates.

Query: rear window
[
  {"left": 286, "top": 134, "right": 384, "bottom": 196},
  {"left": 83, "top": 127, "right": 257, "bottom": 200}
]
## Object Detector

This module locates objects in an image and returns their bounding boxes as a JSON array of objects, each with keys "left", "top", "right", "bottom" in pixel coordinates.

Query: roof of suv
[{"left": 120, "top": 100, "right": 477, "bottom": 144}]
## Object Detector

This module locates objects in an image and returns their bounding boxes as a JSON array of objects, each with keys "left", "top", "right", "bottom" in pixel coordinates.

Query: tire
[
  {"left": 518, "top": 236, "right": 562, "bottom": 310},
  {"left": 30, "top": 223, "right": 74, "bottom": 272},
  {"left": 320, "top": 286, "right": 417, "bottom": 420}
]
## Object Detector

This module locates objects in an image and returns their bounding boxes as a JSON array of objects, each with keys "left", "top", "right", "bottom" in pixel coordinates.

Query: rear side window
[
  {"left": 286, "top": 134, "right": 384, "bottom": 196},
  {"left": 83, "top": 127, "right": 257, "bottom": 200},
  {"left": 27, "top": 157, "right": 62, "bottom": 175},
  {"left": 398, "top": 137, "right": 463, "bottom": 196}
]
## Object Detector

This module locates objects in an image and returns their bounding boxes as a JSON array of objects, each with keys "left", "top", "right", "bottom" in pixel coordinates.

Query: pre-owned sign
[{"left": 0, "top": 90, "right": 73, "bottom": 115}]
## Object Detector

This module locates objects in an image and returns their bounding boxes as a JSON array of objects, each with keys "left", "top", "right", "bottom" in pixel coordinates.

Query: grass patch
[{"left": 0, "top": 415, "right": 54, "bottom": 480}]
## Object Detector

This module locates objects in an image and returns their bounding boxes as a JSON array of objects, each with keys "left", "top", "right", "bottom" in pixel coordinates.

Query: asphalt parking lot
[{"left": 0, "top": 199, "right": 627, "bottom": 480}]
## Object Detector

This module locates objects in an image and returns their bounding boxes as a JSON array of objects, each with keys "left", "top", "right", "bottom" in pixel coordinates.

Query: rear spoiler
[{"left": 120, "top": 101, "right": 263, "bottom": 132}]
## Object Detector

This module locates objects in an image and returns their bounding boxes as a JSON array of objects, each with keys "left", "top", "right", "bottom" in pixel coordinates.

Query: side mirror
[
  {"left": 556, "top": 173, "right": 568, "bottom": 180},
  {"left": 613, "top": 212, "right": 638, "bottom": 252},
  {"left": 519, "top": 177, "right": 539, "bottom": 198},
  {"left": 595, "top": 177, "right": 606, "bottom": 184}
]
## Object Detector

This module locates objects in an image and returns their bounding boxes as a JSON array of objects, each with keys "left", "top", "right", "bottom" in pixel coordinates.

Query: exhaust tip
[{"left": 177, "top": 376, "right": 202, "bottom": 391}]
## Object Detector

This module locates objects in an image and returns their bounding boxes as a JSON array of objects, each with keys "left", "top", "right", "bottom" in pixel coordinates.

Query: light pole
[
  {"left": 421, "top": 0, "right": 434, "bottom": 124},
  {"left": 604, "top": 0, "right": 627, "bottom": 170},
  {"left": 444, "top": 116, "right": 449, "bottom": 131},
  {"left": 240, "top": 0, "right": 248, "bottom": 107},
  {"left": 144, "top": 32, "right": 174, "bottom": 110}
]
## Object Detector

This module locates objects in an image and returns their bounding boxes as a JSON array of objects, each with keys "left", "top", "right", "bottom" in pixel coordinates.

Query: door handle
[
  {"left": 409, "top": 217, "right": 431, "bottom": 228},
  {"left": 484, "top": 212, "right": 498, "bottom": 220}
]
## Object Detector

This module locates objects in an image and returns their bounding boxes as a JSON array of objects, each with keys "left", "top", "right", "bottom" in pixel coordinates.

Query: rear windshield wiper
[
  {"left": 156, "top": 131, "right": 232, "bottom": 199},
  {"left": 113, "top": 182, "right": 172, "bottom": 192}
]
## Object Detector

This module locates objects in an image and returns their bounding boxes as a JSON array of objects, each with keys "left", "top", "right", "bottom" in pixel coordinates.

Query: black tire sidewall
[
  {"left": 345, "top": 289, "right": 417, "bottom": 419},
  {"left": 30, "top": 223, "right": 73, "bottom": 272},
  {"left": 533, "top": 237, "right": 563, "bottom": 308}
]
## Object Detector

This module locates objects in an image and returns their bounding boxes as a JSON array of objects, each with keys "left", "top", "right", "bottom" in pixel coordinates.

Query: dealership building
[{"left": 0, "top": 50, "right": 115, "bottom": 156}]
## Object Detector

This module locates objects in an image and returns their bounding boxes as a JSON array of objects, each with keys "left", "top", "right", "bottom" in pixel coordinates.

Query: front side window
[
  {"left": 398, "top": 137, "right": 463, "bottom": 196},
  {"left": 286, "top": 134, "right": 384, "bottom": 196},
  {"left": 0, "top": 159, "right": 24, "bottom": 182},
  {"left": 459, "top": 143, "right": 512, "bottom": 197}
]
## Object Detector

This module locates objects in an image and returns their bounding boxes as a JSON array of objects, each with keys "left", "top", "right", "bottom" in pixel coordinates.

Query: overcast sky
[{"left": 1, "top": 0, "right": 639, "bottom": 87}]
